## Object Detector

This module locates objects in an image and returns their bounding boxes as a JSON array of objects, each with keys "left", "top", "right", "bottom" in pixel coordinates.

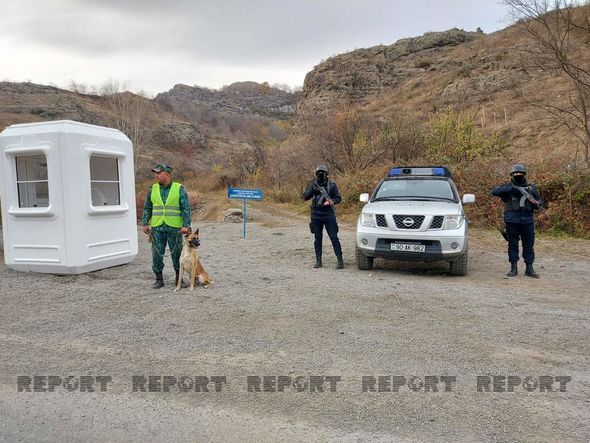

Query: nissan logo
[{"left": 402, "top": 217, "right": 415, "bottom": 227}]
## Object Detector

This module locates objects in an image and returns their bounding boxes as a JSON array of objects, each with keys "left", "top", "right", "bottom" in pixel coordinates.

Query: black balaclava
[
  {"left": 316, "top": 170, "right": 328, "bottom": 184},
  {"left": 511, "top": 172, "right": 527, "bottom": 186}
]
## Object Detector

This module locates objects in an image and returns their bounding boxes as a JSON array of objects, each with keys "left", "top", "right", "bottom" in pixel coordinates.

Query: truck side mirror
[
  {"left": 462, "top": 194, "right": 475, "bottom": 204},
  {"left": 359, "top": 193, "right": 369, "bottom": 203}
]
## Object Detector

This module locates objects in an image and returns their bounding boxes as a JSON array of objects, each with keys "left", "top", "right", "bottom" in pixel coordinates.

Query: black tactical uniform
[
  {"left": 302, "top": 165, "right": 344, "bottom": 269},
  {"left": 491, "top": 164, "right": 542, "bottom": 278}
]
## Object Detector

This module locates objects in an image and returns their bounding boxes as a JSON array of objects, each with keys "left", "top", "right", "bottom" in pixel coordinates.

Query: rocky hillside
[
  {"left": 2, "top": 7, "right": 589, "bottom": 182},
  {"left": 0, "top": 82, "right": 109, "bottom": 126},
  {"left": 0, "top": 82, "right": 212, "bottom": 176},
  {"left": 300, "top": 28, "right": 483, "bottom": 114},
  {"left": 156, "top": 82, "right": 297, "bottom": 118},
  {"left": 296, "top": 19, "right": 588, "bottom": 163},
  {"left": 154, "top": 82, "right": 297, "bottom": 151},
  {"left": 0, "top": 81, "right": 296, "bottom": 178}
]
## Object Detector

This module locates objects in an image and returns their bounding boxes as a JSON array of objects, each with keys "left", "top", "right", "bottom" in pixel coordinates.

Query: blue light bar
[{"left": 387, "top": 166, "right": 452, "bottom": 178}]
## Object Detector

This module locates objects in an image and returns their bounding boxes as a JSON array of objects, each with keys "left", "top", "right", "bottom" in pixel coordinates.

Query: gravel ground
[{"left": 0, "top": 211, "right": 589, "bottom": 442}]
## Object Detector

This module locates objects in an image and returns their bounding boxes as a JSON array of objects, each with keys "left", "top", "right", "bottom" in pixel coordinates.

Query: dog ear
[{"left": 196, "top": 228, "right": 199, "bottom": 236}]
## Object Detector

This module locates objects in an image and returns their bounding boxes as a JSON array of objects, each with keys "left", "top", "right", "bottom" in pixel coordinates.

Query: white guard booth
[{"left": 0, "top": 120, "right": 138, "bottom": 274}]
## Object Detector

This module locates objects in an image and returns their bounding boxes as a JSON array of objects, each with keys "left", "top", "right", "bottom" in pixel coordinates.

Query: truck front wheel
[
  {"left": 449, "top": 250, "right": 468, "bottom": 276},
  {"left": 355, "top": 246, "right": 374, "bottom": 270}
]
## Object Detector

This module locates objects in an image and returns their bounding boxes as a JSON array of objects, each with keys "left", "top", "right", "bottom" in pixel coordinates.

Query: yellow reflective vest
[{"left": 150, "top": 182, "right": 183, "bottom": 228}]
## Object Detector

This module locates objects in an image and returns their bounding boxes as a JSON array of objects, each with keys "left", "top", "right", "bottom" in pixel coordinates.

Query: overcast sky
[{"left": 0, "top": 0, "right": 510, "bottom": 94}]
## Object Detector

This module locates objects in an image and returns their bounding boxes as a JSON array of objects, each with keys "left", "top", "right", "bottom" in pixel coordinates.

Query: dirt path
[{"left": 0, "top": 210, "right": 589, "bottom": 442}]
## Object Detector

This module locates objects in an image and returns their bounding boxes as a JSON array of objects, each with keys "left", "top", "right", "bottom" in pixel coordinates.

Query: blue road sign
[
  {"left": 227, "top": 188, "right": 263, "bottom": 201},
  {"left": 227, "top": 188, "right": 264, "bottom": 238}
]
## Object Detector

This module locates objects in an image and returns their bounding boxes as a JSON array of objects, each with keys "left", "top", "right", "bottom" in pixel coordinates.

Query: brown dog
[{"left": 175, "top": 228, "right": 213, "bottom": 291}]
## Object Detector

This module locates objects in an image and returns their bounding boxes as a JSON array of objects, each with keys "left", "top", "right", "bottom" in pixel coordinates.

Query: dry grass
[
  {"left": 193, "top": 196, "right": 229, "bottom": 223},
  {"left": 362, "top": 9, "right": 590, "bottom": 167}
]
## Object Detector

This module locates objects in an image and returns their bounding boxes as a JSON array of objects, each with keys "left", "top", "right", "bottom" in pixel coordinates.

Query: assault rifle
[
  {"left": 314, "top": 182, "right": 334, "bottom": 208},
  {"left": 513, "top": 185, "right": 546, "bottom": 213},
  {"left": 307, "top": 182, "right": 334, "bottom": 235},
  {"left": 499, "top": 185, "right": 546, "bottom": 242}
]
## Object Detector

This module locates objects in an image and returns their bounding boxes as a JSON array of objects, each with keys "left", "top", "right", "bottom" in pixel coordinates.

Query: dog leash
[{"left": 148, "top": 230, "right": 182, "bottom": 257}]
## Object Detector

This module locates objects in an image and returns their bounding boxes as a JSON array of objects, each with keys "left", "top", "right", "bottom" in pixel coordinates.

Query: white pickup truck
[{"left": 355, "top": 166, "right": 475, "bottom": 275}]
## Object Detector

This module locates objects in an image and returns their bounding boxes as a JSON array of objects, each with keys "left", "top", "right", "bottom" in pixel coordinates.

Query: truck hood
[{"left": 362, "top": 200, "right": 461, "bottom": 216}]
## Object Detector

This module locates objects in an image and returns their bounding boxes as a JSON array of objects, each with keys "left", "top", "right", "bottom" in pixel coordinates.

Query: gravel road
[{"left": 0, "top": 211, "right": 589, "bottom": 442}]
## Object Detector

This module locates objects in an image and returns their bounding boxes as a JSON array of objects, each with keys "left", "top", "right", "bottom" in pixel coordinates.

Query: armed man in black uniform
[
  {"left": 303, "top": 165, "right": 344, "bottom": 269},
  {"left": 491, "top": 164, "right": 543, "bottom": 278}
]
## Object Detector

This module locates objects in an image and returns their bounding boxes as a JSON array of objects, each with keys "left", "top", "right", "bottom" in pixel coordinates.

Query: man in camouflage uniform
[{"left": 141, "top": 164, "right": 192, "bottom": 289}]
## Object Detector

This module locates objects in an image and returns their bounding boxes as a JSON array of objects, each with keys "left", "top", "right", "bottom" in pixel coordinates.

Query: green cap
[{"left": 151, "top": 163, "right": 172, "bottom": 173}]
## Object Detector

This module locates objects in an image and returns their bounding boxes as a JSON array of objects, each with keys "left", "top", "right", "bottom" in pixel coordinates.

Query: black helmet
[
  {"left": 315, "top": 164, "right": 329, "bottom": 174},
  {"left": 510, "top": 164, "right": 526, "bottom": 175}
]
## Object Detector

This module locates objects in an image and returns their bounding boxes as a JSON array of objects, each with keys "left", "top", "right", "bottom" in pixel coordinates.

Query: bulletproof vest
[
  {"left": 311, "top": 181, "right": 334, "bottom": 209},
  {"left": 504, "top": 185, "right": 533, "bottom": 213}
]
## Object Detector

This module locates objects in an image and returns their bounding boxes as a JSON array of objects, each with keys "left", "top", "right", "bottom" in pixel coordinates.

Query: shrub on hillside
[
  {"left": 425, "top": 110, "right": 509, "bottom": 163},
  {"left": 533, "top": 165, "right": 590, "bottom": 237},
  {"left": 335, "top": 167, "right": 386, "bottom": 214},
  {"left": 414, "top": 58, "right": 433, "bottom": 69}
]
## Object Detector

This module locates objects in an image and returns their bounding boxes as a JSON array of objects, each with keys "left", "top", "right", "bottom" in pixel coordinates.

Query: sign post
[{"left": 227, "top": 188, "right": 263, "bottom": 238}]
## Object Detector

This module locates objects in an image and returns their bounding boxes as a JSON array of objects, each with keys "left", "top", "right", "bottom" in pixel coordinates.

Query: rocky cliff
[
  {"left": 155, "top": 82, "right": 298, "bottom": 119},
  {"left": 295, "top": 22, "right": 584, "bottom": 161}
]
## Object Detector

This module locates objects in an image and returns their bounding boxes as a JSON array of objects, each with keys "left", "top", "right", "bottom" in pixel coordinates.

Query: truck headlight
[
  {"left": 360, "top": 213, "right": 376, "bottom": 227},
  {"left": 443, "top": 215, "right": 464, "bottom": 230}
]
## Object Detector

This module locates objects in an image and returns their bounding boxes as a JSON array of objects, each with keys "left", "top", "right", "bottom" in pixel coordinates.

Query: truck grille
[
  {"left": 430, "top": 216, "right": 444, "bottom": 229},
  {"left": 375, "top": 214, "right": 388, "bottom": 227},
  {"left": 393, "top": 215, "right": 425, "bottom": 229}
]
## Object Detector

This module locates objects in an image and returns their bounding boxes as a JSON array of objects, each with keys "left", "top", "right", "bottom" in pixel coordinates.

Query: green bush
[
  {"left": 336, "top": 167, "right": 385, "bottom": 213},
  {"left": 425, "top": 110, "right": 509, "bottom": 163},
  {"left": 533, "top": 166, "right": 590, "bottom": 237}
]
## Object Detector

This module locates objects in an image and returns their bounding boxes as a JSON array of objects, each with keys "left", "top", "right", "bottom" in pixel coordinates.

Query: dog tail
[{"left": 198, "top": 275, "right": 213, "bottom": 288}]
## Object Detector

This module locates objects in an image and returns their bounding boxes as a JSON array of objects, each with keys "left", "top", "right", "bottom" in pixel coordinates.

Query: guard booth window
[
  {"left": 16, "top": 154, "right": 49, "bottom": 208},
  {"left": 90, "top": 156, "right": 120, "bottom": 206}
]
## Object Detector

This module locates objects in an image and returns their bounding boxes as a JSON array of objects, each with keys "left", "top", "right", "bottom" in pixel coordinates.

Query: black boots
[
  {"left": 175, "top": 271, "right": 188, "bottom": 288},
  {"left": 506, "top": 262, "right": 540, "bottom": 278},
  {"left": 525, "top": 263, "right": 540, "bottom": 278},
  {"left": 152, "top": 272, "right": 164, "bottom": 289},
  {"left": 314, "top": 257, "right": 343, "bottom": 269},
  {"left": 507, "top": 262, "right": 518, "bottom": 277},
  {"left": 153, "top": 271, "right": 190, "bottom": 289}
]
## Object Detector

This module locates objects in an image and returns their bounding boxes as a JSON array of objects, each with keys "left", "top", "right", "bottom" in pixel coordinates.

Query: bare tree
[
  {"left": 303, "top": 106, "right": 391, "bottom": 173},
  {"left": 68, "top": 80, "right": 97, "bottom": 95},
  {"left": 378, "top": 111, "right": 425, "bottom": 163},
  {"left": 233, "top": 144, "right": 267, "bottom": 179},
  {"left": 99, "top": 79, "right": 148, "bottom": 170},
  {"left": 505, "top": 0, "right": 590, "bottom": 162},
  {"left": 302, "top": 104, "right": 428, "bottom": 173}
]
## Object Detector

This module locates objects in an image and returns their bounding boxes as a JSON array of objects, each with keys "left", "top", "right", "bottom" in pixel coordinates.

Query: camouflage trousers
[{"left": 150, "top": 226, "right": 183, "bottom": 274}]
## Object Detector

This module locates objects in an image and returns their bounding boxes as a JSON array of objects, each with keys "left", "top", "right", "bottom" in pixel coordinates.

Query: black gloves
[{"left": 308, "top": 182, "right": 321, "bottom": 195}]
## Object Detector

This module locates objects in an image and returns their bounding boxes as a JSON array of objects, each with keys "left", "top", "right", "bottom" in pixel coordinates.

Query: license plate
[{"left": 391, "top": 243, "right": 425, "bottom": 252}]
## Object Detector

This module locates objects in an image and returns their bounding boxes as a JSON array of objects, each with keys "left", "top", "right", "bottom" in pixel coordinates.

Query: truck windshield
[{"left": 374, "top": 179, "right": 456, "bottom": 201}]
